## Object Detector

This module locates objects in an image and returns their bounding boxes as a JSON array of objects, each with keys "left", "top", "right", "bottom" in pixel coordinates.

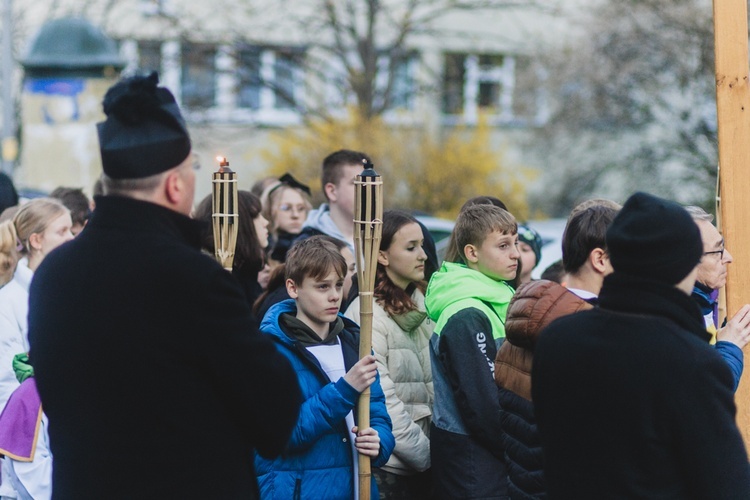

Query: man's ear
[
  {"left": 463, "top": 244, "right": 479, "bottom": 264},
  {"left": 377, "top": 250, "right": 389, "bottom": 267},
  {"left": 590, "top": 248, "right": 608, "bottom": 274},
  {"left": 164, "top": 170, "right": 182, "bottom": 206},
  {"left": 323, "top": 182, "right": 337, "bottom": 203},
  {"left": 286, "top": 278, "right": 299, "bottom": 299}
]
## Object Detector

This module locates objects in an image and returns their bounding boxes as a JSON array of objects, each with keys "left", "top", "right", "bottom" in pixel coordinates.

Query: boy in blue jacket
[{"left": 256, "top": 236, "right": 394, "bottom": 500}]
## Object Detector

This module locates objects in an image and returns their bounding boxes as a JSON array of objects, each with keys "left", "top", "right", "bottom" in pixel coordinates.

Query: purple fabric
[{"left": 0, "top": 378, "right": 42, "bottom": 461}]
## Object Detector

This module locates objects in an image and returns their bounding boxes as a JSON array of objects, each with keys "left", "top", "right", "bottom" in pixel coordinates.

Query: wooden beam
[{"left": 713, "top": 0, "right": 750, "bottom": 445}]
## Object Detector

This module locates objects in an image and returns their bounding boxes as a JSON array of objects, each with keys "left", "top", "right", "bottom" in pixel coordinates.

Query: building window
[
  {"left": 274, "top": 50, "right": 301, "bottom": 109},
  {"left": 237, "top": 48, "right": 262, "bottom": 109},
  {"left": 442, "top": 52, "right": 543, "bottom": 125},
  {"left": 236, "top": 46, "right": 303, "bottom": 111},
  {"left": 326, "top": 52, "right": 417, "bottom": 114},
  {"left": 377, "top": 53, "right": 416, "bottom": 111},
  {"left": 442, "top": 53, "right": 467, "bottom": 115},
  {"left": 476, "top": 54, "right": 506, "bottom": 112},
  {"left": 138, "top": 41, "right": 162, "bottom": 74},
  {"left": 323, "top": 58, "right": 354, "bottom": 111},
  {"left": 181, "top": 43, "right": 216, "bottom": 109}
]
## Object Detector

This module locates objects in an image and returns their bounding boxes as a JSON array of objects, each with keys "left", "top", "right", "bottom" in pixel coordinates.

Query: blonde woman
[
  {"left": 0, "top": 198, "right": 73, "bottom": 408},
  {"left": 0, "top": 219, "right": 18, "bottom": 288},
  {"left": 0, "top": 198, "right": 72, "bottom": 498},
  {"left": 260, "top": 173, "right": 312, "bottom": 266}
]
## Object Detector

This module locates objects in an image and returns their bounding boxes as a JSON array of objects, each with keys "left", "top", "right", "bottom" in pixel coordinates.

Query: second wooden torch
[
  {"left": 212, "top": 156, "right": 239, "bottom": 271},
  {"left": 353, "top": 160, "right": 383, "bottom": 500}
]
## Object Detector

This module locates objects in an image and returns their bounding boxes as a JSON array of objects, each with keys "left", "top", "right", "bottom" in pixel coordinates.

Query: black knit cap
[
  {"left": 606, "top": 192, "right": 703, "bottom": 284},
  {"left": 97, "top": 72, "right": 191, "bottom": 179}
]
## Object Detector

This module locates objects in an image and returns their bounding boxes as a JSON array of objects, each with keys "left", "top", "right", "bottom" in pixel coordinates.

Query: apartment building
[{"left": 11, "top": 0, "right": 585, "bottom": 198}]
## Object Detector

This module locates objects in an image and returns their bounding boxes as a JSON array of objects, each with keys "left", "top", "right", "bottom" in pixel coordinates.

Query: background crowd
[{"left": 0, "top": 73, "right": 749, "bottom": 499}]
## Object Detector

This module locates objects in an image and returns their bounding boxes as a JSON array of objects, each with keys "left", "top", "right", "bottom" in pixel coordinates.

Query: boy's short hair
[
  {"left": 459, "top": 195, "right": 508, "bottom": 212},
  {"left": 286, "top": 235, "right": 347, "bottom": 285},
  {"left": 321, "top": 149, "right": 370, "bottom": 191},
  {"left": 50, "top": 187, "right": 91, "bottom": 227},
  {"left": 540, "top": 259, "right": 565, "bottom": 284},
  {"left": 567, "top": 198, "right": 621, "bottom": 222},
  {"left": 454, "top": 205, "right": 517, "bottom": 262},
  {"left": 562, "top": 205, "right": 619, "bottom": 274}
]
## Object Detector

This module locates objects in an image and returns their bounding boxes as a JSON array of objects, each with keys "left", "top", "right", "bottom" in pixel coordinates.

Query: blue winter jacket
[{"left": 255, "top": 299, "right": 395, "bottom": 500}]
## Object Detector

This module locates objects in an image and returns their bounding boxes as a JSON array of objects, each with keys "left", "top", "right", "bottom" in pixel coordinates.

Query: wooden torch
[
  {"left": 353, "top": 160, "right": 383, "bottom": 500},
  {"left": 212, "top": 156, "right": 239, "bottom": 271}
]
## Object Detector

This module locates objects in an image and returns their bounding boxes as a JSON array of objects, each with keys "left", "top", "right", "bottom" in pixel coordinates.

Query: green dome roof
[{"left": 21, "top": 17, "right": 125, "bottom": 71}]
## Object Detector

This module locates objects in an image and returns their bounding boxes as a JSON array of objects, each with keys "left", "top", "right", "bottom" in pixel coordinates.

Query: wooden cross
[{"left": 713, "top": 0, "right": 750, "bottom": 443}]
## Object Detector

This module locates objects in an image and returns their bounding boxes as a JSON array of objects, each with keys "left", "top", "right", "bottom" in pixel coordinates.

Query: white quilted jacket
[{"left": 346, "top": 288, "right": 434, "bottom": 475}]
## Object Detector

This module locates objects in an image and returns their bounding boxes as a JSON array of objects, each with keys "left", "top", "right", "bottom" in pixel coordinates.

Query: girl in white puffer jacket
[{"left": 346, "top": 210, "right": 434, "bottom": 499}]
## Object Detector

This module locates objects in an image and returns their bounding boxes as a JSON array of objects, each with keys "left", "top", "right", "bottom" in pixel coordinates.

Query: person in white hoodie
[
  {"left": 297, "top": 149, "right": 369, "bottom": 254},
  {"left": 0, "top": 198, "right": 73, "bottom": 408},
  {"left": 346, "top": 210, "right": 434, "bottom": 499},
  {"left": 0, "top": 198, "right": 73, "bottom": 499}
]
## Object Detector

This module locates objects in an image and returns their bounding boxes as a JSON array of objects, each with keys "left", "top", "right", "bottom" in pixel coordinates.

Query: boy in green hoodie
[{"left": 425, "top": 204, "right": 518, "bottom": 499}]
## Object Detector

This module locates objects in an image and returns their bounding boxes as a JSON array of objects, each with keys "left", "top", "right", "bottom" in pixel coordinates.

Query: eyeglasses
[
  {"left": 279, "top": 204, "right": 307, "bottom": 214},
  {"left": 703, "top": 248, "right": 724, "bottom": 259}
]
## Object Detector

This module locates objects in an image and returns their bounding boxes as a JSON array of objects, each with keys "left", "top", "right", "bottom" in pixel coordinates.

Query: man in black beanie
[
  {"left": 27, "top": 73, "right": 302, "bottom": 499},
  {"left": 531, "top": 192, "right": 750, "bottom": 499}
]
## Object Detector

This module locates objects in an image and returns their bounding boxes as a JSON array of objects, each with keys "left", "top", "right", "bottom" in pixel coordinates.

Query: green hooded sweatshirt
[
  {"left": 426, "top": 261, "right": 515, "bottom": 340},
  {"left": 424, "top": 261, "right": 517, "bottom": 496}
]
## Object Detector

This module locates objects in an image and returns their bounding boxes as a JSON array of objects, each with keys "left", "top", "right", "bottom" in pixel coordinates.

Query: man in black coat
[
  {"left": 532, "top": 192, "right": 750, "bottom": 499},
  {"left": 28, "top": 73, "right": 302, "bottom": 499}
]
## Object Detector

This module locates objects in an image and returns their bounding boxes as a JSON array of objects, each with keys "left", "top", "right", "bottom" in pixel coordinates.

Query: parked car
[{"left": 17, "top": 188, "right": 49, "bottom": 201}]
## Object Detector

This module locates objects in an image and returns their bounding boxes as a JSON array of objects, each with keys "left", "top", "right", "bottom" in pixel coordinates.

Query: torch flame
[{"left": 216, "top": 156, "right": 229, "bottom": 170}]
